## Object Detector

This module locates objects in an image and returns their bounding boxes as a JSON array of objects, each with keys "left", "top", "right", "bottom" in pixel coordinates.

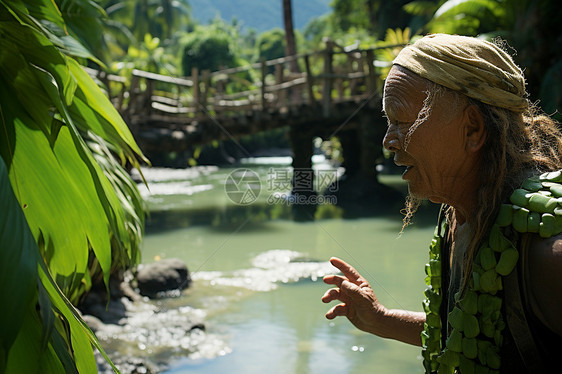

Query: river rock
[
  {"left": 136, "top": 258, "right": 191, "bottom": 297},
  {"left": 85, "top": 299, "right": 127, "bottom": 324}
]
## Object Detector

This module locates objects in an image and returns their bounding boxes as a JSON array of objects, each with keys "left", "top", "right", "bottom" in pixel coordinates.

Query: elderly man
[{"left": 321, "top": 34, "right": 562, "bottom": 373}]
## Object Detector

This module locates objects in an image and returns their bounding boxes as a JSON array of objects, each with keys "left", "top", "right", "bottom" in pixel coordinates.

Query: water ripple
[{"left": 192, "top": 249, "right": 336, "bottom": 292}]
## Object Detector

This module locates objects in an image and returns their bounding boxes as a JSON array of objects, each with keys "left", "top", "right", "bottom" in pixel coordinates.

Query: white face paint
[{"left": 382, "top": 66, "right": 472, "bottom": 205}]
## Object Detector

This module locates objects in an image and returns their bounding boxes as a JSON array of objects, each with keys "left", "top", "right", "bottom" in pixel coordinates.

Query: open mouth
[
  {"left": 393, "top": 159, "right": 413, "bottom": 179},
  {"left": 402, "top": 166, "right": 413, "bottom": 178}
]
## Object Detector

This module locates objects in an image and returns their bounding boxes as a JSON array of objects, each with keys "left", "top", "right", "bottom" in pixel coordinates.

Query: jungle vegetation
[
  {"left": 0, "top": 0, "right": 560, "bottom": 373},
  {"left": 0, "top": 0, "right": 146, "bottom": 372}
]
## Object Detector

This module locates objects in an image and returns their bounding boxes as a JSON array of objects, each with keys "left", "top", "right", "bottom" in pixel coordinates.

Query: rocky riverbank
[
  {"left": 80, "top": 251, "right": 338, "bottom": 373},
  {"left": 80, "top": 259, "right": 220, "bottom": 374}
]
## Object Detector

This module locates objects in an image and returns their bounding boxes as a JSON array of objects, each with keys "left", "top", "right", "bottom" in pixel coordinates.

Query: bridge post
[
  {"left": 191, "top": 67, "right": 199, "bottom": 113},
  {"left": 304, "top": 55, "right": 316, "bottom": 107},
  {"left": 322, "top": 39, "right": 334, "bottom": 118},
  {"left": 289, "top": 126, "right": 317, "bottom": 221},
  {"left": 275, "top": 64, "right": 286, "bottom": 107},
  {"left": 260, "top": 58, "right": 267, "bottom": 110},
  {"left": 126, "top": 73, "right": 139, "bottom": 118},
  {"left": 146, "top": 78, "right": 154, "bottom": 116},
  {"left": 358, "top": 112, "right": 383, "bottom": 181},
  {"left": 201, "top": 70, "right": 210, "bottom": 110},
  {"left": 365, "top": 49, "right": 378, "bottom": 108},
  {"left": 348, "top": 51, "right": 360, "bottom": 96}
]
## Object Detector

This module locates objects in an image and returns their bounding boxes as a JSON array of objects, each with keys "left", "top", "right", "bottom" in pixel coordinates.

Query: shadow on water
[{"left": 145, "top": 175, "right": 441, "bottom": 234}]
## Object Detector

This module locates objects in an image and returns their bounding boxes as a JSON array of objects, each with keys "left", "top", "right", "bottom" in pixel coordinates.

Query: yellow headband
[{"left": 393, "top": 34, "right": 528, "bottom": 112}]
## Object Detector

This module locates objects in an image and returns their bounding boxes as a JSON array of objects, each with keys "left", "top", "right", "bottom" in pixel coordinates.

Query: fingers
[
  {"left": 321, "top": 288, "right": 341, "bottom": 303},
  {"left": 323, "top": 274, "right": 348, "bottom": 286},
  {"left": 325, "top": 303, "right": 348, "bottom": 320},
  {"left": 322, "top": 279, "right": 362, "bottom": 304},
  {"left": 324, "top": 258, "right": 368, "bottom": 289},
  {"left": 329, "top": 257, "right": 364, "bottom": 284},
  {"left": 322, "top": 258, "right": 370, "bottom": 322}
]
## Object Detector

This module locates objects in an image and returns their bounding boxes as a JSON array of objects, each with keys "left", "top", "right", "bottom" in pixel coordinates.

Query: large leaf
[
  {"left": 4, "top": 305, "right": 67, "bottom": 373},
  {"left": 0, "top": 156, "right": 117, "bottom": 373},
  {"left": 16, "top": 0, "right": 66, "bottom": 31},
  {"left": 38, "top": 262, "right": 105, "bottom": 374},
  {"left": 1, "top": 0, "right": 64, "bottom": 45},
  {"left": 430, "top": 0, "right": 507, "bottom": 34},
  {"left": 67, "top": 58, "right": 145, "bottom": 163},
  {"left": 0, "top": 157, "right": 39, "bottom": 372},
  {"left": 55, "top": 0, "right": 107, "bottom": 61},
  {"left": 2, "top": 0, "right": 103, "bottom": 64},
  {"left": 0, "top": 1, "right": 145, "bottom": 295},
  {"left": 88, "top": 133, "right": 146, "bottom": 267},
  {"left": 0, "top": 86, "right": 110, "bottom": 287},
  {"left": 1, "top": 3, "right": 144, "bottom": 165},
  {"left": 0, "top": 18, "right": 75, "bottom": 135},
  {"left": 1, "top": 0, "right": 143, "bottom": 373}
]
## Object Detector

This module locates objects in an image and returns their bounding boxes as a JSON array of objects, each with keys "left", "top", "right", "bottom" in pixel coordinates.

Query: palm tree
[
  {"left": 0, "top": 0, "right": 146, "bottom": 371},
  {"left": 103, "top": 0, "right": 192, "bottom": 42},
  {"left": 282, "top": 0, "right": 299, "bottom": 73}
]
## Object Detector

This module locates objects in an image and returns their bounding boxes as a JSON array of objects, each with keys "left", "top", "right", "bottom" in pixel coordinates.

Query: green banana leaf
[
  {"left": 0, "top": 0, "right": 147, "bottom": 372},
  {"left": 0, "top": 0, "right": 145, "bottom": 297},
  {"left": 0, "top": 155, "right": 39, "bottom": 372},
  {"left": 0, "top": 157, "right": 119, "bottom": 374}
]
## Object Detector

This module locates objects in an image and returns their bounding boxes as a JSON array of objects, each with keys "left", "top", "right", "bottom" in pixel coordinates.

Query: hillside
[{"left": 187, "top": 0, "right": 332, "bottom": 32}]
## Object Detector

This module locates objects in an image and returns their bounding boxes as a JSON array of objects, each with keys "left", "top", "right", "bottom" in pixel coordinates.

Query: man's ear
[{"left": 465, "top": 104, "right": 486, "bottom": 152}]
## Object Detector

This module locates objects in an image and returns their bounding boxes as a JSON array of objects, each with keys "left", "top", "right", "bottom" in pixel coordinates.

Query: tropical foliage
[
  {"left": 306, "top": 0, "right": 560, "bottom": 118},
  {"left": 406, "top": 0, "right": 562, "bottom": 118},
  {"left": 325, "top": 0, "right": 413, "bottom": 39},
  {"left": 375, "top": 28, "right": 416, "bottom": 80},
  {"left": 180, "top": 22, "right": 240, "bottom": 75},
  {"left": 0, "top": 0, "right": 146, "bottom": 372},
  {"left": 113, "top": 33, "right": 178, "bottom": 75},
  {"left": 100, "top": 0, "right": 192, "bottom": 54},
  {"left": 255, "top": 28, "right": 287, "bottom": 62}
]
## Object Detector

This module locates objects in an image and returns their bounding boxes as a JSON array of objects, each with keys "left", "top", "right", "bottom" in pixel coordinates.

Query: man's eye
[
  {"left": 388, "top": 121, "right": 404, "bottom": 127},
  {"left": 396, "top": 121, "right": 412, "bottom": 129},
  {"left": 384, "top": 117, "right": 411, "bottom": 129}
]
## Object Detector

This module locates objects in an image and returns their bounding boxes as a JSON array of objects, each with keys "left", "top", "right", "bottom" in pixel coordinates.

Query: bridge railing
[{"left": 119, "top": 43, "right": 403, "bottom": 127}]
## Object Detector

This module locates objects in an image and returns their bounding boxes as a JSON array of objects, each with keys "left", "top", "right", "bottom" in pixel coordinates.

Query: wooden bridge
[{"left": 93, "top": 42, "right": 404, "bottom": 206}]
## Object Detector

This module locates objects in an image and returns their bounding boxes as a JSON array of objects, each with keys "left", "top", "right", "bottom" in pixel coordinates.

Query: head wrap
[{"left": 393, "top": 34, "right": 528, "bottom": 112}]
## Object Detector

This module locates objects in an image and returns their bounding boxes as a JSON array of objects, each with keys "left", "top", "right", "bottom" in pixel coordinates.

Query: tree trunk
[
  {"left": 366, "top": 0, "right": 377, "bottom": 33},
  {"left": 282, "top": 0, "right": 299, "bottom": 73}
]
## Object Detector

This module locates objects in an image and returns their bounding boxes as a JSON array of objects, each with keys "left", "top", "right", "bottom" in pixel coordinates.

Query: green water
[{"left": 136, "top": 161, "right": 439, "bottom": 373}]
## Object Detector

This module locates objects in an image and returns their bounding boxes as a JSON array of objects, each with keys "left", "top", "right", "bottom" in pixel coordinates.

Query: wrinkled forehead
[{"left": 382, "top": 65, "right": 430, "bottom": 118}]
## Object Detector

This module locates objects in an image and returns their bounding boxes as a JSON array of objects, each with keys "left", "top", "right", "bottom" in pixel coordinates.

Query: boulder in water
[{"left": 136, "top": 258, "right": 191, "bottom": 297}]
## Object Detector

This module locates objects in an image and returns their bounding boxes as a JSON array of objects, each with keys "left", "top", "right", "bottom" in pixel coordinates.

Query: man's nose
[{"left": 383, "top": 125, "right": 401, "bottom": 152}]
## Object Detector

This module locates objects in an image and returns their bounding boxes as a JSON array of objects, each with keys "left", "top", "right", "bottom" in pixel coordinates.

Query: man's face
[{"left": 382, "top": 66, "right": 472, "bottom": 204}]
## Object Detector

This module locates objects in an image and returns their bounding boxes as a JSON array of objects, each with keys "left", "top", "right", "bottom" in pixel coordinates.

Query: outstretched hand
[{"left": 321, "top": 257, "right": 388, "bottom": 335}]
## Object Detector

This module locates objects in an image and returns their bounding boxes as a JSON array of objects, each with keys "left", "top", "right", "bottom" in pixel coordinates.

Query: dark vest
[{"left": 440, "top": 225, "right": 561, "bottom": 373}]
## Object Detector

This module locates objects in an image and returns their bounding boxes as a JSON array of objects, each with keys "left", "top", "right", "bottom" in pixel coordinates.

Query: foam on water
[
  {"left": 94, "top": 297, "right": 230, "bottom": 369},
  {"left": 94, "top": 249, "right": 335, "bottom": 371},
  {"left": 192, "top": 249, "right": 336, "bottom": 292},
  {"left": 132, "top": 166, "right": 219, "bottom": 183},
  {"left": 137, "top": 182, "right": 214, "bottom": 198}
]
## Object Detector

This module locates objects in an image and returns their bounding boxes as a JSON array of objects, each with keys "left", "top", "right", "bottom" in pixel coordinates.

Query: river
[{"left": 129, "top": 156, "right": 439, "bottom": 373}]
